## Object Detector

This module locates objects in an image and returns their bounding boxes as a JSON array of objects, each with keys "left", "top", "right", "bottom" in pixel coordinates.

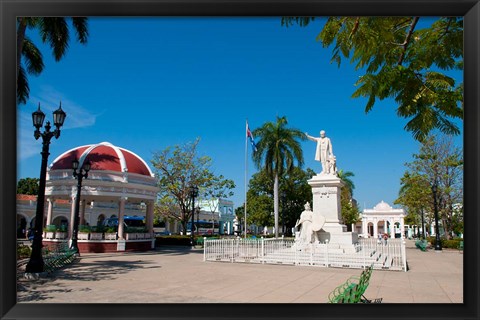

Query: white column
[
  {"left": 118, "top": 197, "right": 127, "bottom": 239},
  {"left": 147, "top": 201, "right": 154, "bottom": 234},
  {"left": 361, "top": 218, "right": 366, "bottom": 237},
  {"left": 390, "top": 219, "right": 395, "bottom": 238},
  {"left": 46, "top": 198, "right": 54, "bottom": 225},
  {"left": 144, "top": 203, "right": 150, "bottom": 231},
  {"left": 400, "top": 218, "right": 405, "bottom": 239},
  {"left": 373, "top": 220, "right": 378, "bottom": 238}
]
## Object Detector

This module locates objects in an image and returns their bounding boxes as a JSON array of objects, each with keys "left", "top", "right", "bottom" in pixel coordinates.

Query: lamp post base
[{"left": 25, "top": 253, "right": 44, "bottom": 274}]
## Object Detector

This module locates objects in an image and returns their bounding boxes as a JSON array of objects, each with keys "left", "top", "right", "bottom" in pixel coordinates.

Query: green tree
[
  {"left": 252, "top": 116, "right": 306, "bottom": 237},
  {"left": 337, "top": 169, "right": 355, "bottom": 196},
  {"left": 244, "top": 194, "right": 275, "bottom": 229},
  {"left": 242, "top": 167, "right": 315, "bottom": 235},
  {"left": 337, "top": 170, "right": 360, "bottom": 227},
  {"left": 395, "top": 134, "right": 463, "bottom": 239},
  {"left": 282, "top": 17, "right": 463, "bottom": 142},
  {"left": 151, "top": 139, "right": 234, "bottom": 234},
  {"left": 17, "top": 17, "right": 89, "bottom": 104},
  {"left": 16, "top": 177, "right": 40, "bottom": 195},
  {"left": 394, "top": 172, "right": 431, "bottom": 228}
]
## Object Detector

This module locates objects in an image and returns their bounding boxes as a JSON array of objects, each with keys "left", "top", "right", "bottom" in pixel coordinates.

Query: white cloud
[
  {"left": 29, "top": 85, "right": 99, "bottom": 130},
  {"left": 18, "top": 87, "right": 100, "bottom": 160}
]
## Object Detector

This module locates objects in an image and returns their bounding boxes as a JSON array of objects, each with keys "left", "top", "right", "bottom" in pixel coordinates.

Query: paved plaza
[{"left": 17, "top": 240, "right": 463, "bottom": 304}]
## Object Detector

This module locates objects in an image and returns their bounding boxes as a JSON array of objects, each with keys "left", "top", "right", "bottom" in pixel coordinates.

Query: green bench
[
  {"left": 415, "top": 239, "right": 428, "bottom": 252},
  {"left": 328, "top": 265, "right": 382, "bottom": 303},
  {"left": 458, "top": 240, "right": 463, "bottom": 251},
  {"left": 42, "top": 242, "right": 77, "bottom": 273}
]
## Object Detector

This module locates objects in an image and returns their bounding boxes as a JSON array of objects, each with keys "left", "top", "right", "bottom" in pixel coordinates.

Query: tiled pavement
[{"left": 17, "top": 240, "right": 463, "bottom": 303}]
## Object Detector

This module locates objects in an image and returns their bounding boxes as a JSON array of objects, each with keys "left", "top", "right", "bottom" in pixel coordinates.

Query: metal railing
[{"left": 204, "top": 237, "right": 407, "bottom": 272}]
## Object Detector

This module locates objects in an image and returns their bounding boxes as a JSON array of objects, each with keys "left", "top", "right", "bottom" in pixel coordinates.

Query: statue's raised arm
[{"left": 305, "top": 132, "right": 317, "bottom": 142}]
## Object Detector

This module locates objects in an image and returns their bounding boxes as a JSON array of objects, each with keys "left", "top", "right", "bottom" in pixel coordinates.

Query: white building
[
  {"left": 17, "top": 142, "right": 159, "bottom": 243},
  {"left": 155, "top": 198, "right": 235, "bottom": 235},
  {"left": 198, "top": 198, "right": 235, "bottom": 235},
  {"left": 355, "top": 201, "right": 405, "bottom": 239}
]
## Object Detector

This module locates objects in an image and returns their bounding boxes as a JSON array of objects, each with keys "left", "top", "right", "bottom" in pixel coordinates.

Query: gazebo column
[
  {"left": 361, "top": 218, "right": 367, "bottom": 237},
  {"left": 400, "top": 218, "right": 405, "bottom": 239},
  {"left": 146, "top": 201, "right": 154, "bottom": 234},
  {"left": 46, "top": 198, "right": 54, "bottom": 225},
  {"left": 118, "top": 197, "right": 127, "bottom": 240},
  {"left": 390, "top": 219, "right": 395, "bottom": 238},
  {"left": 373, "top": 221, "right": 378, "bottom": 238}
]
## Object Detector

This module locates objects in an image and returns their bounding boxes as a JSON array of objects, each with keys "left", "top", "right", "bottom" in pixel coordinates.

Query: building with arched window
[
  {"left": 356, "top": 201, "right": 405, "bottom": 239},
  {"left": 17, "top": 142, "right": 159, "bottom": 252}
]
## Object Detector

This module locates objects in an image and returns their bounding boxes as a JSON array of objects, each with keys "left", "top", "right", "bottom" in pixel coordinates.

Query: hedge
[
  {"left": 155, "top": 235, "right": 192, "bottom": 246},
  {"left": 426, "top": 236, "right": 463, "bottom": 249}
]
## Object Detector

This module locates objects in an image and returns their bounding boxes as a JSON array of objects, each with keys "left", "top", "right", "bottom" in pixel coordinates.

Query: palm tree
[
  {"left": 17, "top": 17, "right": 89, "bottom": 104},
  {"left": 337, "top": 169, "right": 355, "bottom": 197},
  {"left": 252, "top": 116, "right": 306, "bottom": 238}
]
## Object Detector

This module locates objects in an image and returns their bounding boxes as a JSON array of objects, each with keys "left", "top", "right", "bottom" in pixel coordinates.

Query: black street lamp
[
  {"left": 420, "top": 207, "right": 426, "bottom": 240},
  {"left": 26, "top": 103, "right": 66, "bottom": 273},
  {"left": 70, "top": 159, "right": 91, "bottom": 255},
  {"left": 196, "top": 206, "right": 201, "bottom": 236},
  {"left": 431, "top": 182, "right": 442, "bottom": 251},
  {"left": 189, "top": 185, "right": 199, "bottom": 246}
]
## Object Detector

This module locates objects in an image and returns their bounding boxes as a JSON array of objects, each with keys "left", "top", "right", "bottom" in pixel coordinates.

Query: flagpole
[{"left": 244, "top": 120, "right": 248, "bottom": 239}]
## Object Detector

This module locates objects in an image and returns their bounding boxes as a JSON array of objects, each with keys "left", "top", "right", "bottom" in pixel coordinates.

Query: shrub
[
  {"left": 79, "top": 225, "right": 91, "bottom": 232},
  {"left": 155, "top": 235, "right": 192, "bottom": 246},
  {"left": 442, "top": 239, "right": 462, "bottom": 249},
  {"left": 105, "top": 226, "right": 116, "bottom": 233},
  {"left": 44, "top": 225, "right": 56, "bottom": 232},
  {"left": 91, "top": 225, "right": 105, "bottom": 233},
  {"left": 426, "top": 236, "right": 463, "bottom": 249},
  {"left": 57, "top": 225, "right": 67, "bottom": 232},
  {"left": 126, "top": 226, "right": 147, "bottom": 233},
  {"left": 17, "top": 244, "right": 32, "bottom": 259}
]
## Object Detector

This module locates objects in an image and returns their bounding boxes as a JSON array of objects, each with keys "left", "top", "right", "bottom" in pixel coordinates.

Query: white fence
[{"left": 204, "top": 237, "right": 407, "bottom": 272}]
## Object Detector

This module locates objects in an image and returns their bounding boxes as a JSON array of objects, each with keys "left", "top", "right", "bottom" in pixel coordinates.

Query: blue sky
[{"left": 17, "top": 17, "right": 463, "bottom": 211}]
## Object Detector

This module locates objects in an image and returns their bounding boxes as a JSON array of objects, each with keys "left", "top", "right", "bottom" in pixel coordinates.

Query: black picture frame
[{"left": 1, "top": 0, "right": 478, "bottom": 319}]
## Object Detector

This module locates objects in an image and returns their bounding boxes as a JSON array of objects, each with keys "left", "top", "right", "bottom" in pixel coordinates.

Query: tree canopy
[
  {"left": 237, "top": 167, "right": 315, "bottom": 235},
  {"left": 151, "top": 138, "right": 235, "bottom": 234},
  {"left": 252, "top": 116, "right": 306, "bottom": 237},
  {"left": 282, "top": 17, "right": 463, "bottom": 142},
  {"left": 337, "top": 170, "right": 360, "bottom": 226},
  {"left": 394, "top": 134, "right": 463, "bottom": 238},
  {"left": 17, "top": 177, "right": 40, "bottom": 195},
  {"left": 17, "top": 17, "right": 89, "bottom": 104}
]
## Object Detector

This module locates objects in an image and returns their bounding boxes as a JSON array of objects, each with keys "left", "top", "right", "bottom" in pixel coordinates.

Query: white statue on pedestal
[
  {"left": 295, "top": 202, "right": 326, "bottom": 244},
  {"left": 305, "top": 130, "right": 335, "bottom": 175}
]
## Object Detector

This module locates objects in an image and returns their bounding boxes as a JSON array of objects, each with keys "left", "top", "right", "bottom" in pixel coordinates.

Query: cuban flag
[{"left": 246, "top": 122, "right": 258, "bottom": 152}]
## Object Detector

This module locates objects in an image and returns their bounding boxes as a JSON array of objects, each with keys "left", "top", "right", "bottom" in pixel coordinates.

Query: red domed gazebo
[{"left": 44, "top": 142, "right": 159, "bottom": 253}]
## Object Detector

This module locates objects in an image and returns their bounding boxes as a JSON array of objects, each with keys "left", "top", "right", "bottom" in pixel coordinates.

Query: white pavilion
[{"left": 358, "top": 201, "right": 406, "bottom": 239}]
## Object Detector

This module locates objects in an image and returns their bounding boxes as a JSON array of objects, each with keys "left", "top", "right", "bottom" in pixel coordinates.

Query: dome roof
[
  {"left": 49, "top": 142, "right": 154, "bottom": 177},
  {"left": 373, "top": 201, "right": 393, "bottom": 211}
]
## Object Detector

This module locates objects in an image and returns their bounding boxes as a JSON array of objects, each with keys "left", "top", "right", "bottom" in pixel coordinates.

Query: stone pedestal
[{"left": 308, "top": 173, "right": 358, "bottom": 248}]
